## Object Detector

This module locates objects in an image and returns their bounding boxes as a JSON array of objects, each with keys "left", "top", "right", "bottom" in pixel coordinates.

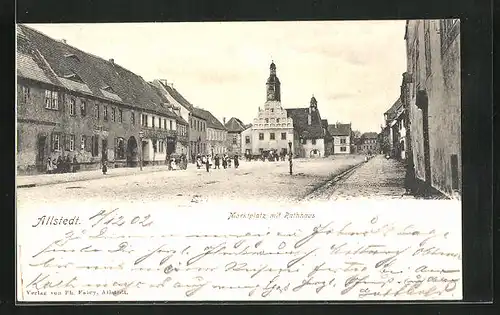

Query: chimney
[
  {"left": 109, "top": 58, "right": 114, "bottom": 64},
  {"left": 61, "top": 39, "right": 67, "bottom": 44},
  {"left": 223, "top": 117, "right": 226, "bottom": 125},
  {"left": 308, "top": 108, "right": 312, "bottom": 125}
]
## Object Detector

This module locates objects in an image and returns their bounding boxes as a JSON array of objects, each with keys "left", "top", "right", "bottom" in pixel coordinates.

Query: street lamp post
[
  {"left": 288, "top": 140, "right": 293, "bottom": 175},
  {"left": 139, "top": 131, "right": 144, "bottom": 171}
]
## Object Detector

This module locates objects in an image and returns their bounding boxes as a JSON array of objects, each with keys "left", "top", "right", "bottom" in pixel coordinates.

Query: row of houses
[
  {"left": 16, "top": 24, "right": 231, "bottom": 174},
  {"left": 381, "top": 19, "right": 461, "bottom": 198},
  {"left": 16, "top": 26, "right": 364, "bottom": 175}
]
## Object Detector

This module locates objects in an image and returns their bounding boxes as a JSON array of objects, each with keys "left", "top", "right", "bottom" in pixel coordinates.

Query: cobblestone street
[
  {"left": 328, "top": 155, "right": 413, "bottom": 200},
  {"left": 17, "top": 155, "right": 369, "bottom": 211}
]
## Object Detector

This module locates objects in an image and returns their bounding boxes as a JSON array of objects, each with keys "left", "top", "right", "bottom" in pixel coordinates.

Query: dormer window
[
  {"left": 102, "top": 85, "right": 115, "bottom": 93},
  {"left": 64, "top": 53, "right": 80, "bottom": 62},
  {"left": 64, "top": 72, "right": 84, "bottom": 83}
]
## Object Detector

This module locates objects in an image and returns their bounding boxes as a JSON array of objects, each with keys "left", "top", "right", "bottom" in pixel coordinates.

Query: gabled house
[
  {"left": 16, "top": 24, "right": 179, "bottom": 173},
  {"left": 327, "top": 123, "right": 352, "bottom": 154},
  {"left": 192, "top": 108, "right": 226, "bottom": 155},
  {"left": 224, "top": 117, "right": 246, "bottom": 155},
  {"left": 285, "top": 96, "right": 326, "bottom": 158}
]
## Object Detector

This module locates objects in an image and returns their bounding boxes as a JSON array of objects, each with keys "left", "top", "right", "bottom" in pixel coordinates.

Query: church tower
[{"left": 266, "top": 61, "right": 281, "bottom": 101}]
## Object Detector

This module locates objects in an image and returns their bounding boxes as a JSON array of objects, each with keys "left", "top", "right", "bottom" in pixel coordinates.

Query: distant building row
[
  {"left": 227, "top": 62, "right": 353, "bottom": 159},
  {"left": 381, "top": 19, "right": 461, "bottom": 198},
  {"left": 16, "top": 24, "right": 229, "bottom": 174}
]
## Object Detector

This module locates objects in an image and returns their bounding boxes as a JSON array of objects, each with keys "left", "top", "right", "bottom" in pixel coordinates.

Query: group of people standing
[
  {"left": 46, "top": 155, "right": 80, "bottom": 174},
  {"left": 195, "top": 154, "right": 239, "bottom": 172}
]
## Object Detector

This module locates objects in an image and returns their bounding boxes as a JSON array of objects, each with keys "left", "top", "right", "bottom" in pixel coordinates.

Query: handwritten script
[{"left": 17, "top": 200, "right": 462, "bottom": 301}]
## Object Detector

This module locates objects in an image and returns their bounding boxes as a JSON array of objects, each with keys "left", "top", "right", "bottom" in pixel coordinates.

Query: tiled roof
[
  {"left": 148, "top": 83, "right": 188, "bottom": 125},
  {"left": 16, "top": 24, "right": 176, "bottom": 119},
  {"left": 384, "top": 97, "right": 402, "bottom": 121},
  {"left": 361, "top": 132, "right": 378, "bottom": 139},
  {"left": 225, "top": 117, "right": 246, "bottom": 133},
  {"left": 193, "top": 108, "right": 226, "bottom": 130},
  {"left": 159, "top": 81, "right": 195, "bottom": 112},
  {"left": 286, "top": 107, "right": 325, "bottom": 139},
  {"left": 328, "top": 123, "right": 351, "bottom": 136}
]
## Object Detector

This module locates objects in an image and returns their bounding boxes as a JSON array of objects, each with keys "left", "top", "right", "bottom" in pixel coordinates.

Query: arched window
[
  {"left": 265, "top": 118, "right": 269, "bottom": 124},
  {"left": 276, "top": 118, "right": 280, "bottom": 123}
]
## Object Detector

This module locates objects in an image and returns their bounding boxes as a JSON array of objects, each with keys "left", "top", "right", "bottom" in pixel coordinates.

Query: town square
[{"left": 16, "top": 20, "right": 461, "bottom": 207}]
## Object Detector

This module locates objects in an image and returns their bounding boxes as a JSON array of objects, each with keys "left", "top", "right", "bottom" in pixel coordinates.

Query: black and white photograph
[{"left": 16, "top": 20, "right": 463, "bottom": 302}]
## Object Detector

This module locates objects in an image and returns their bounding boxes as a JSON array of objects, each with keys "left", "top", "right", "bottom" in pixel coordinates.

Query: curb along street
[{"left": 302, "top": 157, "right": 370, "bottom": 200}]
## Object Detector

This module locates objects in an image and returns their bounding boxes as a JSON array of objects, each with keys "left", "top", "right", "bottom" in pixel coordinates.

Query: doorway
[
  {"left": 102, "top": 138, "right": 108, "bottom": 160},
  {"left": 37, "top": 135, "right": 47, "bottom": 172}
]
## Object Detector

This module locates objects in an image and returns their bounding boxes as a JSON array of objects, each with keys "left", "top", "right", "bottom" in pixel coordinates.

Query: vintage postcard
[{"left": 15, "top": 20, "right": 462, "bottom": 302}]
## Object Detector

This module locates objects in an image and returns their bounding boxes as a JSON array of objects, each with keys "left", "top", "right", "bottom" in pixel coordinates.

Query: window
[
  {"left": 81, "top": 101, "right": 86, "bottom": 116},
  {"left": 21, "top": 86, "right": 30, "bottom": 103},
  {"left": 111, "top": 107, "right": 116, "bottom": 122},
  {"left": 259, "top": 148, "right": 264, "bottom": 154},
  {"left": 340, "top": 138, "right": 346, "bottom": 144},
  {"left": 119, "top": 109, "right": 123, "bottom": 123},
  {"left": 91, "top": 135, "right": 99, "bottom": 157},
  {"left": 81, "top": 135, "right": 86, "bottom": 150},
  {"left": 51, "top": 133, "right": 60, "bottom": 151},
  {"left": 164, "top": 119, "right": 167, "bottom": 129},
  {"left": 245, "top": 136, "right": 250, "bottom": 144},
  {"left": 302, "top": 138, "right": 307, "bottom": 144},
  {"left": 276, "top": 118, "right": 280, "bottom": 123},
  {"left": 69, "top": 134, "right": 75, "bottom": 151},
  {"left": 232, "top": 135, "right": 237, "bottom": 145},
  {"left": 152, "top": 116, "right": 155, "bottom": 128},
  {"left": 265, "top": 118, "right": 269, "bottom": 124},
  {"left": 103, "top": 105, "right": 108, "bottom": 121},
  {"left": 94, "top": 104, "right": 100, "bottom": 119},
  {"left": 271, "top": 109, "right": 274, "bottom": 113},
  {"left": 424, "top": 21, "right": 432, "bottom": 77},
  {"left": 45, "top": 90, "right": 58, "bottom": 110},
  {"left": 170, "top": 120, "right": 173, "bottom": 130},
  {"left": 270, "top": 133, "right": 275, "bottom": 140},
  {"left": 69, "top": 99, "right": 76, "bottom": 116},
  {"left": 281, "top": 132, "right": 286, "bottom": 140},
  {"left": 142, "top": 114, "right": 148, "bottom": 127},
  {"left": 115, "top": 137, "right": 125, "bottom": 159},
  {"left": 131, "top": 112, "right": 135, "bottom": 125},
  {"left": 259, "top": 133, "right": 264, "bottom": 140},
  {"left": 312, "top": 139, "right": 316, "bottom": 145},
  {"left": 341, "top": 146, "right": 347, "bottom": 152}
]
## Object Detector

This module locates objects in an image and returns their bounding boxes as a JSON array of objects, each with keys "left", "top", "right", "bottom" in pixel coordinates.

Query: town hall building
[{"left": 247, "top": 61, "right": 326, "bottom": 158}]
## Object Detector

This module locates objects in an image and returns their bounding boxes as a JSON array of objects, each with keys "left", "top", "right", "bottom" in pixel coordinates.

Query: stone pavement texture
[
  {"left": 328, "top": 155, "right": 414, "bottom": 200},
  {"left": 16, "top": 164, "right": 171, "bottom": 188},
  {"left": 17, "top": 155, "right": 367, "bottom": 210}
]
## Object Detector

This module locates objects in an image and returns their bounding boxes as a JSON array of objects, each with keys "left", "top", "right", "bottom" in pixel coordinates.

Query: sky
[{"left": 26, "top": 21, "right": 407, "bottom": 133}]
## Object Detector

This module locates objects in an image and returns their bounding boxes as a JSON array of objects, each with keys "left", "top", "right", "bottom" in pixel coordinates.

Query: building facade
[
  {"left": 16, "top": 25, "right": 181, "bottom": 174},
  {"left": 322, "top": 119, "right": 333, "bottom": 156},
  {"left": 286, "top": 96, "right": 326, "bottom": 158},
  {"left": 151, "top": 80, "right": 193, "bottom": 156},
  {"left": 327, "top": 123, "right": 352, "bottom": 154},
  {"left": 357, "top": 132, "right": 379, "bottom": 154},
  {"left": 194, "top": 108, "right": 227, "bottom": 155},
  {"left": 404, "top": 19, "right": 461, "bottom": 197},
  {"left": 224, "top": 117, "right": 246, "bottom": 155},
  {"left": 189, "top": 108, "right": 209, "bottom": 158},
  {"left": 250, "top": 62, "right": 295, "bottom": 156}
]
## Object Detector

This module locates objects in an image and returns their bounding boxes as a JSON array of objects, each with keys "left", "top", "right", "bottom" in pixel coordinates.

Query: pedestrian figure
[
  {"left": 234, "top": 154, "right": 239, "bottom": 169},
  {"left": 222, "top": 155, "right": 227, "bottom": 169},
  {"left": 46, "top": 157, "right": 53, "bottom": 174},
  {"left": 215, "top": 155, "right": 220, "bottom": 169},
  {"left": 56, "top": 155, "right": 63, "bottom": 173},
  {"left": 65, "top": 155, "right": 72, "bottom": 173},
  {"left": 205, "top": 155, "right": 211, "bottom": 172},
  {"left": 102, "top": 156, "right": 108, "bottom": 175},
  {"left": 72, "top": 156, "right": 78, "bottom": 173}
]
